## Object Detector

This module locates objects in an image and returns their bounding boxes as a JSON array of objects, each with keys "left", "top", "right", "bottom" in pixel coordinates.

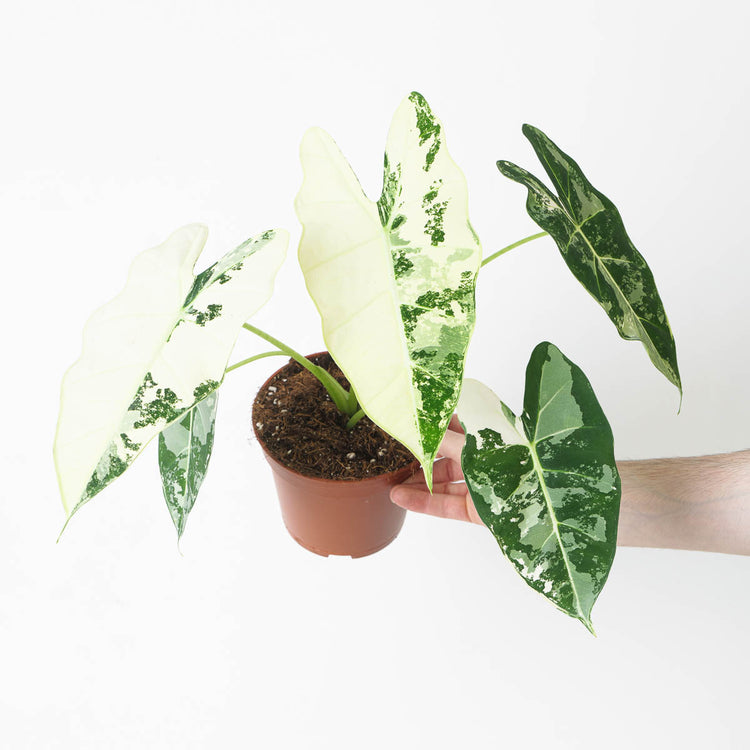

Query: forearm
[{"left": 616, "top": 450, "right": 750, "bottom": 556}]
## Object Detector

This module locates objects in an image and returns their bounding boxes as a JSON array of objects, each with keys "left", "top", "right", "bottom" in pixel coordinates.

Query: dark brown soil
[{"left": 252, "top": 353, "right": 416, "bottom": 480}]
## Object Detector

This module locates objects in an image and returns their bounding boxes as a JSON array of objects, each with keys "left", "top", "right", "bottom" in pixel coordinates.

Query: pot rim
[{"left": 252, "top": 351, "right": 419, "bottom": 486}]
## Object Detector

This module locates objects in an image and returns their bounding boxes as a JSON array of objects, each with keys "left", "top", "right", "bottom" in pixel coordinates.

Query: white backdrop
[{"left": 2, "top": 1, "right": 749, "bottom": 747}]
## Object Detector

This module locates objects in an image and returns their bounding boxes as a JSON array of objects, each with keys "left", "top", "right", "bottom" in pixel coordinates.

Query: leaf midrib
[
  {"left": 380, "top": 158, "right": 426, "bottom": 462},
  {"left": 182, "top": 407, "right": 195, "bottom": 500},
  {"left": 532, "top": 147, "right": 677, "bottom": 390},
  {"left": 576, "top": 227, "right": 657, "bottom": 348},
  {"left": 527, "top": 434, "right": 586, "bottom": 623},
  {"left": 555, "top": 203, "right": 659, "bottom": 359}
]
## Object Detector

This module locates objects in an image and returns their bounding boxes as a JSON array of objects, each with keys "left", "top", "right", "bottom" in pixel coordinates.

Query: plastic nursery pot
[{"left": 253, "top": 354, "right": 418, "bottom": 559}]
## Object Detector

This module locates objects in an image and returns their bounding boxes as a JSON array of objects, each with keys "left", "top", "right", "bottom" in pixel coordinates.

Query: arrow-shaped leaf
[
  {"left": 158, "top": 389, "right": 219, "bottom": 541},
  {"left": 497, "top": 126, "right": 681, "bottom": 396},
  {"left": 54, "top": 225, "right": 288, "bottom": 519},
  {"left": 458, "top": 342, "right": 621, "bottom": 633},
  {"left": 295, "top": 92, "right": 482, "bottom": 488}
]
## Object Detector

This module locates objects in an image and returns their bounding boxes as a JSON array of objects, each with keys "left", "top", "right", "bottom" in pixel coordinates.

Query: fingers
[
  {"left": 390, "top": 484, "right": 484, "bottom": 525},
  {"left": 437, "top": 428, "right": 466, "bottom": 465},
  {"left": 390, "top": 414, "right": 483, "bottom": 525},
  {"left": 403, "top": 414, "right": 467, "bottom": 487},
  {"left": 448, "top": 413, "right": 465, "bottom": 434},
  {"left": 403, "top": 457, "right": 463, "bottom": 486}
]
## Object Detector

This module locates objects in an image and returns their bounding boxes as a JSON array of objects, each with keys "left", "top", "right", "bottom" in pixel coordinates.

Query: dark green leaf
[
  {"left": 497, "top": 126, "right": 681, "bottom": 396},
  {"left": 158, "top": 390, "right": 219, "bottom": 540},
  {"left": 458, "top": 342, "right": 621, "bottom": 633}
]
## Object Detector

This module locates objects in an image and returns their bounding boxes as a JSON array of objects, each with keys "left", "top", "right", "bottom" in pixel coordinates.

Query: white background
[{"left": 2, "top": 0, "right": 749, "bottom": 747}]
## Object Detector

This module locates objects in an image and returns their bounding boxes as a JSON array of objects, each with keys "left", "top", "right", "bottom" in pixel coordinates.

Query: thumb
[{"left": 438, "top": 428, "right": 466, "bottom": 465}]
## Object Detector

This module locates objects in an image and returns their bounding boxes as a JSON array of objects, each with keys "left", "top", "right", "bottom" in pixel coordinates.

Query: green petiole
[
  {"left": 241, "top": 322, "right": 359, "bottom": 419},
  {"left": 345, "top": 409, "right": 366, "bottom": 430},
  {"left": 480, "top": 231, "right": 548, "bottom": 267},
  {"left": 225, "top": 350, "right": 286, "bottom": 374}
]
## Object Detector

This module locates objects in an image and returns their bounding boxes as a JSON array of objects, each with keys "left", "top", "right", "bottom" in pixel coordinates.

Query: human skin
[{"left": 390, "top": 417, "right": 750, "bottom": 557}]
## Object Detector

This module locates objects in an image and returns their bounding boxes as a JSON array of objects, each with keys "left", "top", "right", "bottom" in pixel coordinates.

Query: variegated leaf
[
  {"left": 497, "top": 126, "right": 681, "bottom": 396},
  {"left": 295, "top": 92, "right": 482, "bottom": 488},
  {"left": 158, "top": 390, "right": 219, "bottom": 540},
  {"left": 54, "top": 225, "right": 288, "bottom": 518},
  {"left": 458, "top": 342, "right": 621, "bottom": 633}
]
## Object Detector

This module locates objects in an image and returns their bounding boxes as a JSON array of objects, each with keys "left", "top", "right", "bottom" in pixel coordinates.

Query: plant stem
[
  {"left": 225, "top": 350, "right": 286, "bottom": 374},
  {"left": 345, "top": 409, "right": 366, "bottom": 430},
  {"left": 242, "top": 322, "right": 359, "bottom": 417},
  {"left": 480, "top": 231, "right": 548, "bottom": 267}
]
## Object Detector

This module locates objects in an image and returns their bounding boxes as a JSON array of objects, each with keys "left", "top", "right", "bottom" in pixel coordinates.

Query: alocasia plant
[{"left": 54, "top": 93, "right": 679, "bottom": 632}]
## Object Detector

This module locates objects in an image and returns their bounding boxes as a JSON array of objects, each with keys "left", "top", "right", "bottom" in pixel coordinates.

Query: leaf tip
[
  {"left": 521, "top": 124, "right": 547, "bottom": 146},
  {"left": 422, "top": 458, "right": 434, "bottom": 495},
  {"left": 534, "top": 339, "right": 555, "bottom": 356},
  {"left": 301, "top": 124, "right": 323, "bottom": 140},
  {"left": 496, "top": 160, "right": 523, "bottom": 181},
  {"left": 581, "top": 617, "right": 597, "bottom": 637},
  {"left": 408, "top": 89, "right": 425, "bottom": 100},
  {"left": 177, "top": 222, "right": 209, "bottom": 250},
  {"left": 56, "top": 514, "right": 72, "bottom": 544},
  {"left": 298, "top": 126, "right": 332, "bottom": 159}
]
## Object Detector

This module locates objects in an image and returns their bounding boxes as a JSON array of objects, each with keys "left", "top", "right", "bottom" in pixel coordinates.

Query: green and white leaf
[
  {"left": 497, "top": 125, "right": 681, "bottom": 396},
  {"left": 54, "top": 224, "right": 288, "bottom": 518},
  {"left": 158, "top": 389, "right": 219, "bottom": 540},
  {"left": 458, "top": 342, "right": 621, "bottom": 633},
  {"left": 295, "top": 92, "right": 482, "bottom": 488}
]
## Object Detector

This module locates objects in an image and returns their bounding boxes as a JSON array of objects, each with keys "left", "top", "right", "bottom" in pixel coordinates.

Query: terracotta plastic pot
[{"left": 253, "top": 355, "right": 417, "bottom": 558}]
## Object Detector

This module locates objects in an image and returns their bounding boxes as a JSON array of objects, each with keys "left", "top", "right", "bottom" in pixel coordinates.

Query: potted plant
[{"left": 54, "top": 92, "right": 679, "bottom": 633}]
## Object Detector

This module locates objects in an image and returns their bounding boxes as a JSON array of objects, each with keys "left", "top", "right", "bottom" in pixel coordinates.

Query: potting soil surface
[{"left": 252, "top": 353, "right": 416, "bottom": 480}]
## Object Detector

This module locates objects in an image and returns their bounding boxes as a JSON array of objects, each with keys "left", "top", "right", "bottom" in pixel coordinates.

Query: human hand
[{"left": 389, "top": 415, "right": 484, "bottom": 525}]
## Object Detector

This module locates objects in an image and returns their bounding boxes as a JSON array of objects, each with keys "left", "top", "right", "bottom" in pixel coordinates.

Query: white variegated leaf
[
  {"left": 458, "top": 343, "right": 621, "bottom": 633},
  {"left": 295, "top": 92, "right": 481, "bottom": 488},
  {"left": 54, "top": 225, "right": 288, "bottom": 518}
]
